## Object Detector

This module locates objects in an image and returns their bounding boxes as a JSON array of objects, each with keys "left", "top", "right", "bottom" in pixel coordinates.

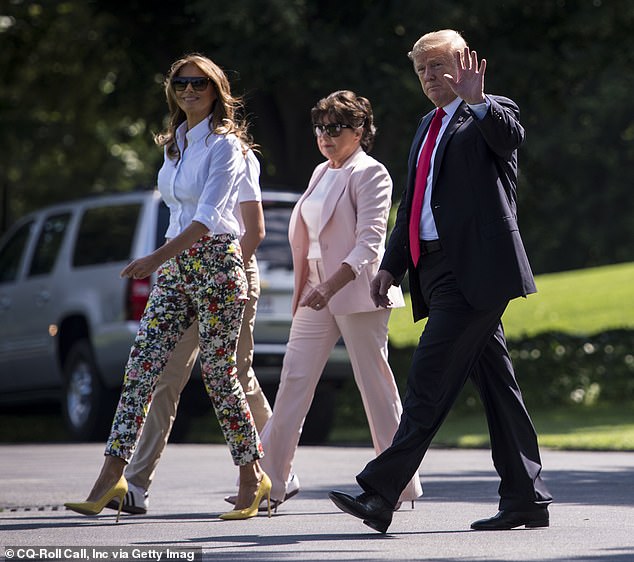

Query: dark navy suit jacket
[{"left": 381, "top": 95, "right": 536, "bottom": 322}]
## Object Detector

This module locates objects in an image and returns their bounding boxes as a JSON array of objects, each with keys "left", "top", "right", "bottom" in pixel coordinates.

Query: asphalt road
[{"left": 1, "top": 444, "right": 633, "bottom": 562}]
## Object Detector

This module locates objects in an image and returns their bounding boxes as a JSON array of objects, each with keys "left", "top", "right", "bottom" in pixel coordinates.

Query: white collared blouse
[
  {"left": 234, "top": 148, "right": 262, "bottom": 235},
  {"left": 157, "top": 117, "right": 245, "bottom": 239}
]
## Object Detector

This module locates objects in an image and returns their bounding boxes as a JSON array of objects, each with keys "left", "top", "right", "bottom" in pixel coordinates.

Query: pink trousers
[{"left": 259, "top": 259, "right": 423, "bottom": 502}]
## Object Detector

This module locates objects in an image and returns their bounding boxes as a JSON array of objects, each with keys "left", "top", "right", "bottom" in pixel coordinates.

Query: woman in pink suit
[{"left": 229, "top": 90, "right": 423, "bottom": 510}]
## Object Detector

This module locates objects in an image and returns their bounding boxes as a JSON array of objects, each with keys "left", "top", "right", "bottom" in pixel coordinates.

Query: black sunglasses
[
  {"left": 312, "top": 123, "right": 355, "bottom": 138},
  {"left": 171, "top": 76, "right": 211, "bottom": 92}
]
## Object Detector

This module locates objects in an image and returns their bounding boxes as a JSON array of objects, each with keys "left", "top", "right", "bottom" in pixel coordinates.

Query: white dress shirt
[
  {"left": 418, "top": 96, "right": 491, "bottom": 240},
  {"left": 157, "top": 118, "right": 245, "bottom": 239}
]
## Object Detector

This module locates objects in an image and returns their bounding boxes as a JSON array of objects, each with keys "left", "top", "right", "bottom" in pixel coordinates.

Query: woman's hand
[
  {"left": 299, "top": 281, "right": 334, "bottom": 311},
  {"left": 120, "top": 254, "right": 163, "bottom": 279},
  {"left": 120, "top": 221, "right": 208, "bottom": 280},
  {"left": 299, "top": 263, "right": 355, "bottom": 311}
]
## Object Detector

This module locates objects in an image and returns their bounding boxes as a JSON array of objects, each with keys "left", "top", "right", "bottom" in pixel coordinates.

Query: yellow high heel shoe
[
  {"left": 65, "top": 476, "right": 128, "bottom": 523},
  {"left": 219, "top": 473, "right": 272, "bottom": 520}
]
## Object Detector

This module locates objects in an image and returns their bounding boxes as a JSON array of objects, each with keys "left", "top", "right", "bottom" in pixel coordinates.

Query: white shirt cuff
[{"left": 468, "top": 97, "right": 490, "bottom": 120}]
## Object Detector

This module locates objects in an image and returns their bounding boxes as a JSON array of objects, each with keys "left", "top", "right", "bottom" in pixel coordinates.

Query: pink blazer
[{"left": 288, "top": 147, "right": 405, "bottom": 316}]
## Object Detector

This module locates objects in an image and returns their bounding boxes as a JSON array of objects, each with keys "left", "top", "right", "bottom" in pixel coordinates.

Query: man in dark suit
[{"left": 329, "top": 29, "right": 552, "bottom": 533}]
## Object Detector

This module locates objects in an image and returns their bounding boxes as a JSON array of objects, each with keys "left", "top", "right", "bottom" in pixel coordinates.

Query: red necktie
[{"left": 409, "top": 107, "right": 446, "bottom": 266}]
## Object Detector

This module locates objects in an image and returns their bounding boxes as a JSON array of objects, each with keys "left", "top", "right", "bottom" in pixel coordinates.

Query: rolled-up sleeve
[{"left": 193, "top": 136, "right": 244, "bottom": 232}]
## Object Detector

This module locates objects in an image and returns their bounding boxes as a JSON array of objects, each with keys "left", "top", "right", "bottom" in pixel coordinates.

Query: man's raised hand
[{"left": 443, "top": 47, "right": 486, "bottom": 105}]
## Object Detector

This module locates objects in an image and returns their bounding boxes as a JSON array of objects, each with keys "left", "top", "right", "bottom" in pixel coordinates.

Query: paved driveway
[{"left": 1, "top": 444, "right": 633, "bottom": 561}]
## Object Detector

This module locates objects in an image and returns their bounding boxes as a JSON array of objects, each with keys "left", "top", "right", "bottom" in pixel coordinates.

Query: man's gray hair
[{"left": 408, "top": 29, "right": 468, "bottom": 60}]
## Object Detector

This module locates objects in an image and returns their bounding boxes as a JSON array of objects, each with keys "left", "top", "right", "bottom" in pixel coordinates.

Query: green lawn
[
  {"left": 330, "top": 403, "right": 634, "bottom": 451},
  {"left": 388, "top": 261, "right": 634, "bottom": 347}
]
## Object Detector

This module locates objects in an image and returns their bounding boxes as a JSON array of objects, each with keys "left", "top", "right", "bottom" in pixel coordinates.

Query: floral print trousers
[{"left": 105, "top": 234, "right": 264, "bottom": 466}]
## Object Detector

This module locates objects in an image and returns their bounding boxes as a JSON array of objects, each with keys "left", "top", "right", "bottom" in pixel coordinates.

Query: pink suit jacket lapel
[{"left": 315, "top": 147, "right": 365, "bottom": 233}]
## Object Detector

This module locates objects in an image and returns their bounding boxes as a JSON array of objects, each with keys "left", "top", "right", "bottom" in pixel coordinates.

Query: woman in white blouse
[
  {"left": 227, "top": 90, "right": 423, "bottom": 511},
  {"left": 65, "top": 54, "right": 270, "bottom": 522}
]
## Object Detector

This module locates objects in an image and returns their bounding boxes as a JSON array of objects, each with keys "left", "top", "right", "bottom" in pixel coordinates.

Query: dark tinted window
[
  {"left": 155, "top": 201, "right": 170, "bottom": 249},
  {"left": 256, "top": 202, "right": 293, "bottom": 270},
  {"left": 73, "top": 204, "right": 141, "bottom": 267},
  {"left": 28, "top": 213, "right": 71, "bottom": 277},
  {"left": 0, "top": 221, "right": 33, "bottom": 283}
]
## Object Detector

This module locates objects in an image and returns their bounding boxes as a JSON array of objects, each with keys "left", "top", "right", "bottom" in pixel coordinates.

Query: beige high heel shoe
[
  {"left": 65, "top": 476, "right": 128, "bottom": 523},
  {"left": 394, "top": 500, "right": 416, "bottom": 511},
  {"left": 219, "top": 473, "right": 272, "bottom": 520}
]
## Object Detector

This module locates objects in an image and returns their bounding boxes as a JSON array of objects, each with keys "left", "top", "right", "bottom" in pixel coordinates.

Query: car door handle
[
  {"left": 36, "top": 290, "right": 51, "bottom": 306},
  {"left": 0, "top": 295, "right": 10, "bottom": 311}
]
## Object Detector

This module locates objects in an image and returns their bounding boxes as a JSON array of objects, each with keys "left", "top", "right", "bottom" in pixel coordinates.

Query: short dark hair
[{"left": 311, "top": 90, "right": 377, "bottom": 152}]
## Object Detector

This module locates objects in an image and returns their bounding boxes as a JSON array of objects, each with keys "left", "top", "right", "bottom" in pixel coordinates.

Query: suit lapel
[
  {"left": 407, "top": 114, "right": 432, "bottom": 176},
  {"left": 405, "top": 102, "right": 470, "bottom": 210},
  {"left": 405, "top": 113, "right": 433, "bottom": 209},
  {"left": 408, "top": 115, "right": 431, "bottom": 170},
  {"left": 288, "top": 163, "right": 329, "bottom": 243},
  {"left": 431, "top": 102, "right": 469, "bottom": 188},
  {"left": 319, "top": 148, "right": 363, "bottom": 231},
  {"left": 292, "top": 148, "right": 362, "bottom": 237}
]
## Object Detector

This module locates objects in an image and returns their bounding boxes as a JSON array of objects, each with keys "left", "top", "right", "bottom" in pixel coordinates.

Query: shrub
[{"left": 334, "top": 329, "right": 634, "bottom": 428}]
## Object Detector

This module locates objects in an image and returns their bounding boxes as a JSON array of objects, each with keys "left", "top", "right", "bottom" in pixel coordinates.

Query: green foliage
[
  {"left": 187, "top": 0, "right": 424, "bottom": 184},
  {"left": 0, "top": 2, "right": 167, "bottom": 222},
  {"left": 497, "top": 2, "right": 634, "bottom": 273},
  {"left": 1, "top": 0, "right": 633, "bottom": 272},
  {"left": 186, "top": 0, "right": 634, "bottom": 272},
  {"left": 331, "top": 403, "right": 634, "bottom": 451},
  {"left": 508, "top": 329, "right": 633, "bottom": 406},
  {"left": 503, "top": 262, "right": 634, "bottom": 337},
  {"left": 431, "top": 403, "right": 634, "bottom": 451},
  {"left": 333, "top": 329, "right": 633, "bottom": 450},
  {"left": 338, "top": 261, "right": 634, "bottom": 447},
  {"left": 386, "top": 329, "right": 634, "bottom": 411},
  {"left": 389, "top": 262, "right": 634, "bottom": 347}
]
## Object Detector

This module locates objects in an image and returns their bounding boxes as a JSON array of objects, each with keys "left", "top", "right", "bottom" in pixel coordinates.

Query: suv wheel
[{"left": 62, "top": 340, "right": 117, "bottom": 441}]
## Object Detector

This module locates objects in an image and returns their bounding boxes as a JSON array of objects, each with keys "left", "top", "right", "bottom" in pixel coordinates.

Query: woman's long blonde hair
[{"left": 154, "top": 53, "right": 253, "bottom": 160}]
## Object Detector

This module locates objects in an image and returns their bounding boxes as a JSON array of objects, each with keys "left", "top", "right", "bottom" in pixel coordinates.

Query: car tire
[{"left": 62, "top": 339, "right": 118, "bottom": 442}]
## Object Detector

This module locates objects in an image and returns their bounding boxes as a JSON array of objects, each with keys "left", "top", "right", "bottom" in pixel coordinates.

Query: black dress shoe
[
  {"left": 328, "top": 490, "right": 393, "bottom": 533},
  {"left": 470, "top": 508, "right": 549, "bottom": 530}
]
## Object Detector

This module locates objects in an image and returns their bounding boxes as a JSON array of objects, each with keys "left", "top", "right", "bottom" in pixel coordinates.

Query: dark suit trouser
[{"left": 357, "top": 251, "right": 552, "bottom": 511}]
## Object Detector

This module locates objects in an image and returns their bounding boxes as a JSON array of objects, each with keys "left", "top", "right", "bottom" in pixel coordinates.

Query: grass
[
  {"left": 387, "top": 261, "right": 634, "bottom": 347},
  {"left": 330, "top": 403, "right": 634, "bottom": 451}
]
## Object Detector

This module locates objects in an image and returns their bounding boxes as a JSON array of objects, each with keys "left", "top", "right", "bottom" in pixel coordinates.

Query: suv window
[
  {"left": 28, "top": 213, "right": 72, "bottom": 277},
  {"left": 73, "top": 204, "right": 141, "bottom": 267},
  {"left": 0, "top": 221, "right": 33, "bottom": 283},
  {"left": 257, "top": 203, "right": 293, "bottom": 270}
]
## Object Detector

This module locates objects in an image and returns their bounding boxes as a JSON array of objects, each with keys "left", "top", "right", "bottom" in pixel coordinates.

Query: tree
[
  {"left": 1, "top": 0, "right": 632, "bottom": 273},
  {"left": 0, "top": 1, "right": 187, "bottom": 226}
]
